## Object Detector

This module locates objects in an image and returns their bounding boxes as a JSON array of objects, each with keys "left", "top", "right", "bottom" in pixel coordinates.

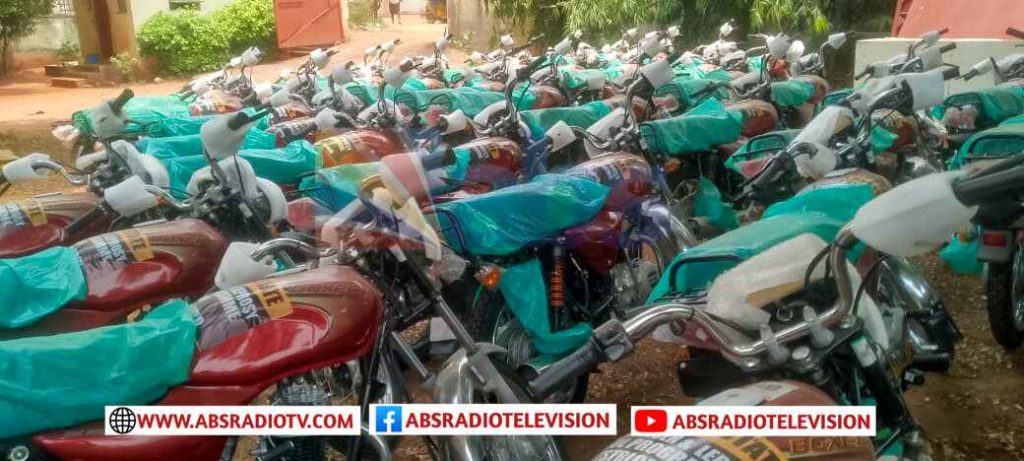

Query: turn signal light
[
  {"left": 664, "top": 158, "right": 681, "bottom": 173},
  {"left": 475, "top": 265, "right": 503, "bottom": 290}
]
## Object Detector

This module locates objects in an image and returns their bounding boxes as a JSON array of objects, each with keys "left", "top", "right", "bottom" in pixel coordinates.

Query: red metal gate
[{"left": 274, "top": 0, "right": 346, "bottom": 49}]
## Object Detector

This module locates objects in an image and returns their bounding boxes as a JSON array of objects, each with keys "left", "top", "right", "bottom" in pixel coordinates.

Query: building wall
[
  {"left": 14, "top": 16, "right": 80, "bottom": 52},
  {"left": 855, "top": 38, "right": 1021, "bottom": 94},
  {"left": 446, "top": 0, "right": 496, "bottom": 49},
  {"left": 133, "top": 0, "right": 235, "bottom": 32}
]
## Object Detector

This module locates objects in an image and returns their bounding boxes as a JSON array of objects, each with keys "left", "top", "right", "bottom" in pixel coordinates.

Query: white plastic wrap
[
  {"left": 473, "top": 101, "right": 507, "bottom": 126},
  {"left": 546, "top": 120, "right": 577, "bottom": 153},
  {"left": 851, "top": 171, "right": 976, "bottom": 257},
  {"left": 105, "top": 176, "right": 158, "bottom": 217},
  {"left": 90, "top": 100, "right": 127, "bottom": 140},
  {"left": 214, "top": 242, "right": 276, "bottom": 290},
  {"left": 200, "top": 114, "right": 254, "bottom": 161},
  {"left": 901, "top": 68, "right": 947, "bottom": 111},
  {"left": 187, "top": 157, "right": 260, "bottom": 200},
  {"left": 255, "top": 177, "right": 287, "bottom": 224},
  {"left": 2, "top": 153, "right": 51, "bottom": 184},
  {"left": 639, "top": 59, "right": 673, "bottom": 90},
  {"left": 441, "top": 110, "right": 468, "bottom": 135},
  {"left": 311, "top": 48, "right": 330, "bottom": 70},
  {"left": 584, "top": 107, "right": 626, "bottom": 158},
  {"left": 138, "top": 154, "right": 170, "bottom": 189}
]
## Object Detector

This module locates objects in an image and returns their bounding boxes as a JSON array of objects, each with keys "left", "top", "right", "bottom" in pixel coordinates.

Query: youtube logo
[{"left": 634, "top": 409, "right": 668, "bottom": 433}]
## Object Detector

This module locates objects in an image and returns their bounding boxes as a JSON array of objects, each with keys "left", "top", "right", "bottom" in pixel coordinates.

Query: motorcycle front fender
[{"left": 640, "top": 200, "right": 698, "bottom": 251}]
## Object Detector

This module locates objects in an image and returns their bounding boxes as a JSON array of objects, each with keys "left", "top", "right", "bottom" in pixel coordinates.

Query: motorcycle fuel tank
[
  {"left": 566, "top": 152, "right": 655, "bottom": 212},
  {"left": 0, "top": 193, "right": 109, "bottom": 259},
  {"left": 455, "top": 136, "right": 525, "bottom": 188},
  {"left": 32, "top": 264, "right": 384, "bottom": 461},
  {"left": 315, "top": 128, "right": 406, "bottom": 167},
  {"left": 0, "top": 219, "right": 228, "bottom": 339}
]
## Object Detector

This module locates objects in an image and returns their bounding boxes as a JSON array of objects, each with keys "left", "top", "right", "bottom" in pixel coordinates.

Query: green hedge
[{"left": 138, "top": 0, "right": 277, "bottom": 76}]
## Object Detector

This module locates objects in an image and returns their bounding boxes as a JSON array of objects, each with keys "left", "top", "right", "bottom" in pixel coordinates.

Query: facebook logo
[{"left": 375, "top": 406, "right": 403, "bottom": 433}]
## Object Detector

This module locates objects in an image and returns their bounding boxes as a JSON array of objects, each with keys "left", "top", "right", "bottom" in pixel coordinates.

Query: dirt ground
[{"left": 2, "top": 15, "right": 1023, "bottom": 461}]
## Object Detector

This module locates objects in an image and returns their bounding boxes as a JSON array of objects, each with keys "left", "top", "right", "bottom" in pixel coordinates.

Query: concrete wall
[
  {"left": 446, "top": 0, "right": 496, "bottom": 49},
  {"left": 14, "top": 16, "right": 80, "bottom": 52},
  {"left": 133, "top": 0, "right": 235, "bottom": 32},
  {"left": 855, "top": 38, "right": 1022, "bottom": 94}
]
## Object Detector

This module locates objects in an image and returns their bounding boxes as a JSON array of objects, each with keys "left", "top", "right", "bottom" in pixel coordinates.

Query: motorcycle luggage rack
[{"left": 666, "top": 253, "right": 743, "bottom": 294}]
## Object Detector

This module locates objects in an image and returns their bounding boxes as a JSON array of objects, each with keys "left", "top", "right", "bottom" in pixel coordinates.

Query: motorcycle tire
[{"left": 985, "top": 254, "right": 1024, "bottom": 351}]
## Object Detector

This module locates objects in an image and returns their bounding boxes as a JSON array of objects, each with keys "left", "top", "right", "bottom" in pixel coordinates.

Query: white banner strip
[
  {"left": 631, "top": 406, "right": 876, "bottom": 437},
  {"left": 104, "top": 405, "right": 361, "bottom": 436},
  {"left": 370, "top": 404, "right": 617, "bottom": 436}
]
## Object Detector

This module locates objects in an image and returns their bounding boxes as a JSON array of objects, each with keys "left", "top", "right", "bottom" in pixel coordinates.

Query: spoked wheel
[
  {"left": 469, "top": 357, "right": 567, "bottom": 461},
  {"left": 986, "top": 245, "right": 1024, "bottom": 351}
]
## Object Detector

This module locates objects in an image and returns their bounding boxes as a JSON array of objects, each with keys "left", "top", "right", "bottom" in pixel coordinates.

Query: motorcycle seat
[
  {"left": 639, "top": 98, "right": 744, "bottom": 156},
  {"left": 519, "top": 100, "right": 615, "bottom": 140},
  {"left": 433, "top": 174, "right": 610, "bottom": 256}
]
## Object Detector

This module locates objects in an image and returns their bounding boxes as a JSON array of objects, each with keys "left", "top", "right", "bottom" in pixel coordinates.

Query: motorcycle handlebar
[
  {"left": 939, "top": 43, "right": 957, "bottom": 53},
  {"left": 66, "top": 204, "right": 106, "bottom": 235},
  {"left": 942, "top": 66, "right": 961, "bottom": 80},
  {"left": 111, "top": 89, "right": 134, "bottom": 114},
  {"left": 954, "top": 156, "right": 1024, "bottom": 206},
  {"left": 1008, "top": 28, "right": 1024, "bottom": 39},
  {"left": 530, "top": 340, "right": 604, "bottom": 397},
  {"left": 420, "top": 149, "right": 457, "bottom": 171}
]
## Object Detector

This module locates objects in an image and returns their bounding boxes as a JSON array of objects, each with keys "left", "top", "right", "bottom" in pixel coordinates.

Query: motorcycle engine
[{"left": 610, "top": 259, "right": 660, "bottom": 307}]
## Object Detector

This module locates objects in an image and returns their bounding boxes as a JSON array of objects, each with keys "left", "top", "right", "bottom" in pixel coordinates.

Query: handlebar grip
[
  {"left": 420, "top": 149, "right": 457, "bottom": 171},
  {"left": 327, "top": 49, "right": 339, "bottom": 57},
  {"left": 525, "top": 55, "right": 547, "bottom": 74},
  {"left": 939, "top": 43, "right": 957, "bottom": 53},
  {"left": 111, "top": 88, "right": 135, "bottom": 114},
  {"left": 1008, "top": 27, "right": 1024, "bottom": 39},
  {"left": 227, "top": 112, "right": 252, "bottom": 131},
  {"left": 954, "top": 157, "right": 1024, "bottom": 206},
  {"left": 530, "top": 340, "right": 604, "bottom": 398},
  {"left": 942, "top": 66, "right": 960, "bottom": 81},
  {"left": 938, "top": 27, "right": 950, "bottom": 35}
]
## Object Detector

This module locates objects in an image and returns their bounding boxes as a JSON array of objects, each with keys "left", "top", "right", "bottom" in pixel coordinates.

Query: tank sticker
[
  {"left": 787, "top": 436, "right": 870, "bottom": 456},
  {"left": 193, "top": 279, "right": 294, "bottom": 350},
  {"left": 0, "top": 201, "right": 46, "bottom": 229},
  {"left": 708, "top": 436, "right": 786, "bottom": 461},
  {"left": 76, "top": 229, "right": 154, "bottom": 277},
  {"left": 469, "top": 142, "right": 501, "bottom": 162}
]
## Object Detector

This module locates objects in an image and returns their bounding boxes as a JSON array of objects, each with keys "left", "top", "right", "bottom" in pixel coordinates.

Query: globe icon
[{"left": 109, "top": 407, "right": 137, "bottom": 434}]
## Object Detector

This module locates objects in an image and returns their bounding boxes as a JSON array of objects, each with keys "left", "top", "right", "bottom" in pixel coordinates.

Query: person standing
[{"left": 389, "top": 0, "right": 401, "bottom": 24}]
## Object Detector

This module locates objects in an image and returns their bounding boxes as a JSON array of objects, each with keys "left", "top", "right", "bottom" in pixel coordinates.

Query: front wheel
[{"left": 985, "top": 246, "right": 1024, "bottom": 350}]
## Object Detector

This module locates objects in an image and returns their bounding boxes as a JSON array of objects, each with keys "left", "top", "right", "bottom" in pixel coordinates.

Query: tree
[{"left": 0, "top": 0, "right": 51, "bottom": 75}]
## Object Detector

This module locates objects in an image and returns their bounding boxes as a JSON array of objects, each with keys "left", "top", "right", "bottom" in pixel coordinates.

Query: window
[
  {"left": 169, "top": 0, "right": 201, "bottom": 10},
  {"left": 52, "top": 0, "right": 74, "bottom": 15}
]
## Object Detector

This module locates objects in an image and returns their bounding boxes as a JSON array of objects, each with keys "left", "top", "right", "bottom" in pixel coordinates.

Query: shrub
[
  {"left": 56, "top": 40, "right": 80, "bottom": 62},
  {"left": 349, "top": 0, "right": 382, "bottom": 28},
  {"left": 110, "top": 52, "right": 141, "bottom": 82},
  {"left": 211, "top": 0, "right": 277, "bottom": 54},
  {"left": 137, "top": 10, "right": 231, "bottom": 75}
]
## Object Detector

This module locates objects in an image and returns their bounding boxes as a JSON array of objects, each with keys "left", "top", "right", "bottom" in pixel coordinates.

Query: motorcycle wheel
[
  {"left": 469, "top": 356, "right": 567, "bottom": 461},
  {"left": 985, "top": 246, "right": 1024, "bottom": 350}
]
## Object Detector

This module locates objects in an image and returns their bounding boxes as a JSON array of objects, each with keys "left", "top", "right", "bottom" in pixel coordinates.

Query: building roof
[{"left": 893, "top": 0, "right": 1024, "bottom": 39}]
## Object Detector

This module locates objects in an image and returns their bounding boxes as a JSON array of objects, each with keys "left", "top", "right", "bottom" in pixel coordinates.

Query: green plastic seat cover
[
  {"left": 948, "top": 122, "right": 1024, "bottom": 170},
  {"left": 0, "top": 247, "right": 87, "bottom": 329},
  {"left": 648, "top": 183, "right": 876, "bottom": 301},
  {"left": 939, "top": 228, "right": 984, "bottom": 275},
  {"left": 142, "top": 110, "right": 272, "bottom": 139},
  {"left": 435, "top": 174, "right": 610, "bottom": 256},
  {"left": 73, "top": 96, "right": 192, "bottom": 137},
  {"left": 819, "top": 88, "right": 853, "bottom": 113},
  {"left": 163, "top": 140, "right": 319, "bottom": 193},
  {"left": 654, "top": 77, "right": 727, "bottom": 110},
  {"left": 938, "top": 84, "right": 1024, "bottom": 130},
  {"left": 519, "top": 101, "right": 614, "bottom": 140},
  {"left": 498, "top": 259, "right": 592, "bottom": 356},
  {"left": 137, "top": 129, "right": 278, "bottom": 161},
  {"left": 693, "top": 177, "right": 739, "bottom": 231},
  {"left": 0, "top": 300, "right": 197, "bottom": 438},
  {"left": 771, "top": 79, "right": 816, "bottom": 107},
  {"left": 393, "top": 88, "right": 505, "bottom": 118},
  {"left": 639, "top": 98, "right": 744, "bottom": 156},
  {"left": 559, "top": 68, "right": 606, "bottom": 91}
]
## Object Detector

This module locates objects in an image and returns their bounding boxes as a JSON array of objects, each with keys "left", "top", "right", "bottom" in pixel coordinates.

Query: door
[{"left": 274, "top": 0, "right": 346, "bottom": 49}]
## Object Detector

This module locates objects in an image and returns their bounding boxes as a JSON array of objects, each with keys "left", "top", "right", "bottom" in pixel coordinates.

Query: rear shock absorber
[{"left": 550, "top": 244, "right": 566, "bottom": 331}]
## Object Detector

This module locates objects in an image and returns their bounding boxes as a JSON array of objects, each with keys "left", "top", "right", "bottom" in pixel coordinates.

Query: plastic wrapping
[
  {"left": 693, "top": 177, "right": 739, "bottom": 230},
  {"left": 435, "top": 174, "right": 609, "bottom": 256},
  {"left": 519, "top": 101, "right": 614, "bottom": 140},
  {"left": 725, "top": 130, "right": 799, "bottom": 176},
  {"left": 0, "top": 247, "right": 87, "bottom": 329},
  {"left": 498, "top": 258, "right": 593, "bottom": 356},
  {"left": 137, "top": 129, "right": 277, "bottom": 161},
  {"left": 938, "top": 83, "right": 1024, "bottom": 130},
  {"left": 164, "top": 140, "right": 318, "bottom": 194},
  {"left": 72, "top": 96, "right": 191, "bottom": 137},
  {"left": 639, "top": 98, "right": 744, "bottom": 155},
  {"left": 559, "top": 68, "right": 607, "bottom": 91},
  {"left": 763, "top": 183, "right": 876, "bottom": 223},
  {"left": 939, "top": 229, "right": 984, "bottom": 275},
  {"left": 0, "top": 300, "right": 197, "bottom": 438},
  {"left": 770, "top": 79, "right": 817, "bottom": 107},
  {"left": 394, "top": 88, "right": 505, "bottom": 119},
  {"left": 947, "top": 122, "right": 1024, "bottom": 170},
  {"left": 818, "top": 88, "right": 853, "bottom": 113},
  {"left": 653, "top": 77, "right": 728, "bottom": 110}
]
